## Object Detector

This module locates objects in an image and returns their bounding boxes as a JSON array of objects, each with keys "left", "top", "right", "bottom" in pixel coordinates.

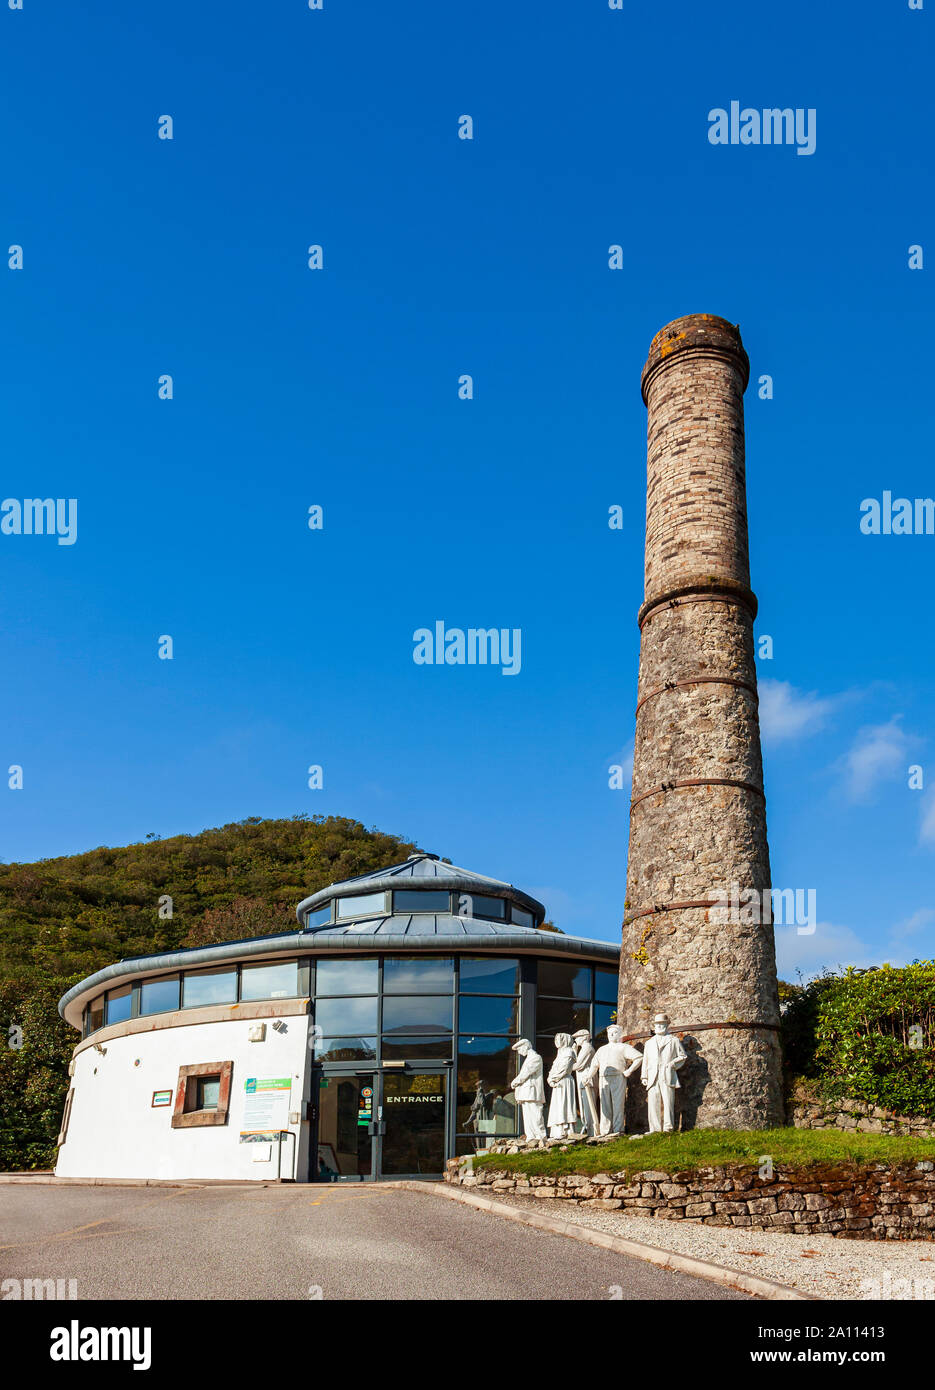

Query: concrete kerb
[{"left": 385, "top": 1180, "right": 818, "bottom": 1302}]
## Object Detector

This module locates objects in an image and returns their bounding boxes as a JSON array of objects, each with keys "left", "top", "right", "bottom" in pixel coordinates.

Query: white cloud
[
  {"left": 758, "top": 680, "right": 837, "bottom": 744},
  {"left": 920, "top": 790, "right": 935, "bottom": 846},
  {"left": 839, "top": 716, "right": 916, "bottom": 803},
  {"left": 890, "top": 907, "right": 935, "bottom": 939},
  {"left": 774, "top": 919, "right": 879, "bottom": 981}
]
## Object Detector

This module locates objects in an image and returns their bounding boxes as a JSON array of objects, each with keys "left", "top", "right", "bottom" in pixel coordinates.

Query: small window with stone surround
[{"left": 171, "top": 1061, "right": 233, "bottom": 1129}]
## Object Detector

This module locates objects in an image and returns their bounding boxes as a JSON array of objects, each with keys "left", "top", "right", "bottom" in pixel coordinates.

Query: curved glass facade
[
  {"left": 61, "top": 854, "right": 620, "bottom": 1182},
  {"left": 78, "top": 944, "right": 618, "bottom": 1179},
  {"left": 85, "top": 958, "right": 304, "bottom": 1035},
  {"left": 82, "top": 951, "right": 618, "bottom": 1084}
]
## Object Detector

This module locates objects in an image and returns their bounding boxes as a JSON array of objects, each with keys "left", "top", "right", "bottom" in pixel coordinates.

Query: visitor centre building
[{"left": 56, "top": 854, "right": 620, "bottom": 1182}]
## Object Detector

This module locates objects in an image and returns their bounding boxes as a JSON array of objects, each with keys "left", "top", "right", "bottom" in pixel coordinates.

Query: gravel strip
[{"left": 492, "top": 1193, "right": 935, "bottom": 1301}]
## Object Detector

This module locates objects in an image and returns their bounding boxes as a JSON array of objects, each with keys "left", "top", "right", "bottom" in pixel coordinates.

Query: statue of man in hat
[
  {"left": 585, "top": 1024, "right": 643, "bottom": 1135},
  {"left": 640, "top": 1013, "right": 687, "bottom": 1133},
  {"left": 572, "top": 1029, "right": 599, "bottom": 1137},
  {"left": 509, "top": 1038, "right": 546, "bottom": 1141}
]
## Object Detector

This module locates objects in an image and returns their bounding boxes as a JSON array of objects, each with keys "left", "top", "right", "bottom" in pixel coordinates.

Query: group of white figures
[{"left": 509, "top": 1014, "right": 687, "bottom": 1141}]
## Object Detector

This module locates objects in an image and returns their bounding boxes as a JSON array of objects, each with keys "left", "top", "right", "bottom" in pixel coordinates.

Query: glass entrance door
[
  {"left": 379, "top": 1070, "right": 448, "bottom": 1177},
  {"left": 315, "top": 1072, "right": 375, "bottom": 1180}
]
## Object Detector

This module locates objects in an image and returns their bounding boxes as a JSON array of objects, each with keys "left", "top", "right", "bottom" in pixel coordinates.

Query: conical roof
[{"left": 295, "top": 852, "right": 546, "bottom": 927}]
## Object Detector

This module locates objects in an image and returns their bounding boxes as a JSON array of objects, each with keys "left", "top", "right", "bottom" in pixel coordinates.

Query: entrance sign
[
  {"left": 240, "top": 1076, "right": 292, "bottom": 1141},
  {"left": 381, "top": 1071, "right": 447, "bottom": 1176}
]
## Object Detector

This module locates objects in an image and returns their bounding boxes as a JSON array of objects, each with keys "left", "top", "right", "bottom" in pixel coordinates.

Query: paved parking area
[{"left": 0, "top": 1183, "right": 747, "bottom": 1300}]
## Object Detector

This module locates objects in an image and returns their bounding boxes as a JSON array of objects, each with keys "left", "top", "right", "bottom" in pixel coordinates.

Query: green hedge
[{"left": 782, "top": 962, "right": 935, "bottom": 1118}]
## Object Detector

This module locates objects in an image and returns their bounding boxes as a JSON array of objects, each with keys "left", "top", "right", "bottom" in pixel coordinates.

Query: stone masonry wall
[
  {"left": 619, "top": 314, "right": 783, "bottom": 1130},
  {"left": 446, "top": 1157, "right": 935, "bottom": 1241},
  {"left": 792, "top": 1095, "right": 935, "bottom": 1139},
  {"left": 642, "top": 333, "right": 750, "bottom": 604}
]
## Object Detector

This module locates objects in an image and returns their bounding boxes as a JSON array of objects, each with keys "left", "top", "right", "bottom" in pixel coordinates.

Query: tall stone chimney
[{"left": 620, "top": 313, "right": 784, "bottom": 1130}]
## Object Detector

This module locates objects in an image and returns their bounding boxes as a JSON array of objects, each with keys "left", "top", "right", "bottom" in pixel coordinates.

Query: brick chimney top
[{"left": 641, "top": 313, "right": 749, "bottom": 403}]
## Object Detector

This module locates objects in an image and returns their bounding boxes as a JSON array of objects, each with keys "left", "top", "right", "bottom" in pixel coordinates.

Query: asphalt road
[{"left": 0, "top": 1183, "right": 748, "bottom": 1300}]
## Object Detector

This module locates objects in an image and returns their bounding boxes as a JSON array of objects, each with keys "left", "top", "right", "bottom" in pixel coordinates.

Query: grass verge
[{"left": 470, "top": 1128, "right": 935, "bottom": 1178}]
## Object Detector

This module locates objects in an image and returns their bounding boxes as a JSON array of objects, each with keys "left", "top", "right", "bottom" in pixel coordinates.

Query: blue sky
[{"left": 1, "top": 1, "right": 932, "bottom": 980}]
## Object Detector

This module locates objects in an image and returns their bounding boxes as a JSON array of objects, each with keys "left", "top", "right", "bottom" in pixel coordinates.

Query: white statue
[
  {"left": 572, "top": 1029, "right": 599, "bottom": 1137},
  {"left": 586, "top": 1024, "right": 642, "bottom": 1135},
  {"left": 640, "top": 1012, "right": 687, "bottom": 1133},
  {"left": 546, "top": 1033, "right": 579, "bottom": 1138},
  {"left": 509, "top": 1038, "right": 546, "bottom": 1141}
]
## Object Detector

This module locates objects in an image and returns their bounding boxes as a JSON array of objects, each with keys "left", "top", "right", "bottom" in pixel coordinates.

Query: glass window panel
[
  {"left": 593, "top": 1001, "right": 617, "bottom": 1045},
  {"left": 538, "top": 960, "right": 592, "bottom": 1000},
  {"left": 383, "top": 957, "right": 453, "bottom": 994},
  {"left": 459, "top": 957, "right": 518, "bottom": 995},
  {"left": 458, "top": 995, "right": 519, "bottom": 1035},
  {"left": 393, "top": 890, "right": 451, "bottom": 914},
  {"left": 594, "top": 968, "right": 618, "bottom": 1004},
  {"left": 510, "top": 907, "right": 534, "bottom": 929},
  {"left": 139, "top": 975, "right": 180, "bottom": 1016},
  {"left": 457, "top": 1036, "right": 519, "bottom": 1138},
  {"left": 537, "top": 1033, "right": 565, "bottom": 1061},
  {"left": 382, "top": 994, "right": 453, "bottom": 1035},
  {"left": 315, "top": 996, "right": 378, "bottom": 1036},
  {"left": 196, "top": 1078, "right": 220, "bottom": 1110},
  {"left": 537, "top": 1032, "right": 590, "bottom": 1062},
  {"left": 105, "top": 986, "right": 132, "bottom": 1025},
  {"left": 314, "top": 1038, "right": 377, "bottom": 1063},
  {"left": 314, "top": 958, "right": 378, "bottom": 996},
  {"left": 304, "top": 905, "right": 332, "bottom": 929},
  {"left": 536, "top": 997, "right": 590, "bottom": 1037},
  {"left": 182, "top": 967, "right": 237, "bottom": 1008},
  {"left": 381, "top": 1035, "right": 452, "bottom": 1060},
  {"left": 457, "top": 1133, "right": 503, "bottom": 1157},
  {"left": 88, "top": 998, "right": 104, "bottom": 1033},
  {"left": 240, "top": 960, "right": 299, "bottom": 1001},
  {"left": 466, "top": 896, "right": 506, "bottom": 921},
  {"left": 335, "top": 892, "right": 386, "bottom": 919},
  {"left": 317, "top": 1073, "right": 374, "bottom": 1178}
]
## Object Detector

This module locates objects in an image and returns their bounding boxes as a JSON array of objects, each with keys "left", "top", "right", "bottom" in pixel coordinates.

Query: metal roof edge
[
  {"left": 57, "top": 928, "right": 620, "bottom": 1025},
  {"left": 296, "top": 876, "right": 546, "bottom": 924}
]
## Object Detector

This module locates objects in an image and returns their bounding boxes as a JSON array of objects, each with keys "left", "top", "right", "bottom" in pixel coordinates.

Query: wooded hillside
[{"left": 0, "top": 815, "right": 419, "bottom": 1168}]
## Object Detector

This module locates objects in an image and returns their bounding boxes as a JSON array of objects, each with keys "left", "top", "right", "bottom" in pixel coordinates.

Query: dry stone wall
[
  {"left": 792, "top": 1096, "right": 935, "bottom": 1139},
  {"left": 446, "top": 1157, "right": 935, "bottom": 1240}
]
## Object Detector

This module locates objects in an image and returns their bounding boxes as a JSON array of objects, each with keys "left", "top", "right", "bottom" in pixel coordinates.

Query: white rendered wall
[{"left": 56, "top": 1016, "right": 312, "bottom": 1182}]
